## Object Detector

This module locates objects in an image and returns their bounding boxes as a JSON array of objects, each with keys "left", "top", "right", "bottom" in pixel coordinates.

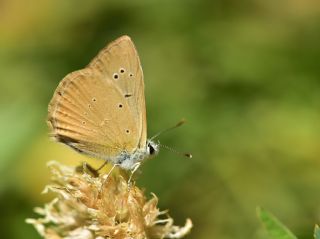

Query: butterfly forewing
[
  {"left": 88, "top": 36, "right": 147, "bottom": 149},
  {"left": 48, "top": 36, "right": 147, "bottom": 160}
]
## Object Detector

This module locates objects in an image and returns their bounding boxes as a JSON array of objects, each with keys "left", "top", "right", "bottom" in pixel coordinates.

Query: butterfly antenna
[
  {"left": 150, "top": 119, "right": 186, "bottom": 141},
  {"left": 159, "top": 143, "right": 192, "bottom": 159}
]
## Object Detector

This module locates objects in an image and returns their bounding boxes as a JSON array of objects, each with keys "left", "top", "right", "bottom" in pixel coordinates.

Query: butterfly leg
[
  {"left": 96, "top": 160, "right": 109, "bottom": 172},
  {"left": 101, "top": 163, "right": 120, "bottom": 191},
  {"left": 127, "top": 162, "right": 141, "bottom": 189},
  {"left": 76, "top": 162, "right": 100, "bottom": 177}
]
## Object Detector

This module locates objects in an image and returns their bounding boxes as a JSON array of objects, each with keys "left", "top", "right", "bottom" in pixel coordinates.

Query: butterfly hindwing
[{"left": 48, "top": 68, "right": 140, "bottom": 160}]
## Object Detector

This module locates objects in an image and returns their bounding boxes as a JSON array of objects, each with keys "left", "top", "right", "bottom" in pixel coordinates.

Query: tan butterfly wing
[
  {"left": 48, "top": 36, "right": 146, "bottom": 160},
  {"left": 88, "top": 36, "right": 147, "bottom": 148}
]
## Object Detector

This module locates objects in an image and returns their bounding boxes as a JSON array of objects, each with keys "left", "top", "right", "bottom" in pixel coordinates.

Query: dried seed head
[{"left": 26, "top": 161, "right": 192, "bottom": 239}]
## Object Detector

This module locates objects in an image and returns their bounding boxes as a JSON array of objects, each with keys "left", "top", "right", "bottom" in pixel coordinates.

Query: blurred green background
[{"left": 1, "top": 0, "right": 320, "bottom": 238}]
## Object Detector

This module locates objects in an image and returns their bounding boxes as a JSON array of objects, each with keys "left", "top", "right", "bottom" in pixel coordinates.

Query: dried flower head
[{"left": 26, "top": 161, "right": 192, "bottom": 239}]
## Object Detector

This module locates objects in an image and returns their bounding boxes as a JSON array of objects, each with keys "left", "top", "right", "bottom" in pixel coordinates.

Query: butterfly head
[
  {"left": 146, "top": 139, "right": 159, "bottom": 157},
  {"left": 117, "top": 140, "right": 159, "bottom": 170}
]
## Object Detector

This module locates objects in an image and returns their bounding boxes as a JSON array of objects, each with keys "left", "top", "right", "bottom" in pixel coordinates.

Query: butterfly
[{"left": 47, "top": 36, "right": 159, "bottom": 171}]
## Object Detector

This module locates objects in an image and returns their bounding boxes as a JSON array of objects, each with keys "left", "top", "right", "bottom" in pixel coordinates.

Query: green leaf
[
  {"left": 314, "top": 225, "right": 320, "bottom": 239},
  {"left": 257, "top": 207, "right": 297, "bottom": 239}
]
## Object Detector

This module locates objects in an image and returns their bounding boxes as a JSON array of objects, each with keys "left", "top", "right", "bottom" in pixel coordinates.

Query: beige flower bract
[{"left": 27, "top": 161, "right": 192, "bottom": 239}]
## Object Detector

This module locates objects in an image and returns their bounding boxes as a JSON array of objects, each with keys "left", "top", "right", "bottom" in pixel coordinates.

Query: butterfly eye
[
  {"left": 113, "top": 73, "right": 119, "bottom": 79},
  {"left": 148, "top": 144, "right": 155, "bottom": 155},
  {"left": 119, "top": 68, "right": 125, "bottom": 74}
]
